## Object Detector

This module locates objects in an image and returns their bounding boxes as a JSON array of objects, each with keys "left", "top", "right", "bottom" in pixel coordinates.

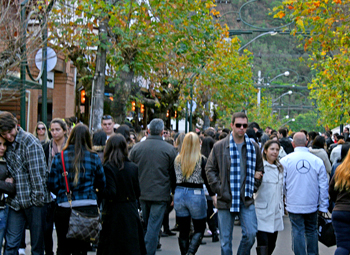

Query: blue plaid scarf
[{"left": 229, "top": 133, "right": 256, "bottom": 212}]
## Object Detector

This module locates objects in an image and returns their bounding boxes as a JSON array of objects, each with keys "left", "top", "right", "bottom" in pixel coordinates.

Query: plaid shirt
[
  {"left": 48, "top": 145, "right": 106, "bottom": 205},
  {"left": 5, "top": 127, "right": 51, "bottom": 211}
]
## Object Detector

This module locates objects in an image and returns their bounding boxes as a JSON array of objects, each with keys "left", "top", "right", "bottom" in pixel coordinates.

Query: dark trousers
[
  {"left": 162, "top": 199, "right": 173, "bottom": 232},
  {"left": 332, "top": 210, "right": 350, "bottom": 254},
  {"left": 54, "top": 206, "right": 97, "bottom": 255},
  {"left": 257, "top": 231, "right": 278, "bottom": 255},
  {"left": 44, "top": 201, "right": 56, "bottom": 255},
  {"left": 4, "top": 205, "right": 46, "bottom": 255}
]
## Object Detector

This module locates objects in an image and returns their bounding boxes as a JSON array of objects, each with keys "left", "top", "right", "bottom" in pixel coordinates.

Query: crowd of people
[{"left": 0, "top": 110, "right": 349, "bottom": 255}]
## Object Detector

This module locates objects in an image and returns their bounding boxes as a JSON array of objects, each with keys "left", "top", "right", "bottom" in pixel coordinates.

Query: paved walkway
[{"left": 22, "top": 211, "right": 336, "bottom": 254}]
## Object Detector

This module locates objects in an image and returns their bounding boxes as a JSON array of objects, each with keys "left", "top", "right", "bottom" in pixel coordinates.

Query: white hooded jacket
[
  {"left": 255, "top": 160, "right": 284, "bottom": 233},
  {"left": 280, "top": 147, "right": 329, "bottom": 214}
]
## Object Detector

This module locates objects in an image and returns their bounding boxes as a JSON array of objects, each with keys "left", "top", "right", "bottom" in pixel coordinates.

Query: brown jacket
[{"left": 205, "top": 134, "right": 264, "bottom": 209}]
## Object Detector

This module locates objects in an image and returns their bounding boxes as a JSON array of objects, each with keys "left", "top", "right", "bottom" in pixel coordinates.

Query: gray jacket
[
  {"left": 129, "top": 135, "right": 177, "bottom": 202},
  {"left": 205, "top": 134, "right": 264, "bottom": 209}
]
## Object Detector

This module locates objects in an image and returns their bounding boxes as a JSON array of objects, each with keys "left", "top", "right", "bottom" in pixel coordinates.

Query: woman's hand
[
  {"left": 254, "top": 171, "right": 263, "bottom": 180},
  {"left": 5, "top": 177, "right": 14, "bottom": 183},
  {"left": 211, "top": 195, "right": 217, "bottom": 208}
]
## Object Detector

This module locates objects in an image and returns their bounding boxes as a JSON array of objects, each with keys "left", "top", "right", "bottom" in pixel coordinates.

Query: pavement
[{"left": 22, "top": 211, "right": 336, "bottom": 255}]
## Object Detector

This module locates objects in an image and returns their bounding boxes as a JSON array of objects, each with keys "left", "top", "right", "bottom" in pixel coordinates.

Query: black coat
[
  {"left": 97, "top": 160, "right": 146, "bottom": 255},
  {"left": 0, "top": 159, "right": 16, "bottom": 207}
]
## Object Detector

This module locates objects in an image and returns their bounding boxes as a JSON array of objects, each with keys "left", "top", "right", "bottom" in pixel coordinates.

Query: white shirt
[{"left": 280, "top": 147, "right": 329, "bottom": 214}]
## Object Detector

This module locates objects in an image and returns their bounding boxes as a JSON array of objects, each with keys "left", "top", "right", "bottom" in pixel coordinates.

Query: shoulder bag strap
[{"left": 61, "top": 151, "right": 72, "bottom": 206}]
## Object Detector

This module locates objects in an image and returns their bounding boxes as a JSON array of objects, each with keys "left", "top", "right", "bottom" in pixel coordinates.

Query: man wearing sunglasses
[
  {"left": 206, "top": 112, "right": 264, "bottom": 255},
  {"left": 101, "top": 115, "right": 115, "bottom": 140}
]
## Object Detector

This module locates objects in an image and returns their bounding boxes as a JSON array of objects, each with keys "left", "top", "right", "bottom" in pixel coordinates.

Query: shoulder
[{"left": 124, "top": 160, "right": 138, "bottom": 170}]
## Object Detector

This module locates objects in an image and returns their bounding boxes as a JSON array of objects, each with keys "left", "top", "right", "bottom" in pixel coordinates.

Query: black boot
[
  {"left": 178, "top": 237, "right": 189, "bottom": 255},
  {"left": 212, "top": 231, "right": 219, "bottom": 242},
  {"left": 186, "top": 232, "right": 203, "bottom": 255},
  {"left": 256, "top": 246, "right": 269, "bottom": 255}
]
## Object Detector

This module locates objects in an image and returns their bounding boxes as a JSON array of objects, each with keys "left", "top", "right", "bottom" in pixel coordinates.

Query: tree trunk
[
  {"left": 112, "top": 69, "right": 134, "bottom": 124},
  {"left": 90, "top": 21, "right": 107, "bottom": 132}
]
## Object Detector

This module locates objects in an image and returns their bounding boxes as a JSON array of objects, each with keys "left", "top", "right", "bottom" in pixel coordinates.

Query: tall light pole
[
  {"left": 239, "top": 31, "right": 277, "bottom": 52},
  {"left": 257, "top": 71, "right": 290, "bottom": 106}
]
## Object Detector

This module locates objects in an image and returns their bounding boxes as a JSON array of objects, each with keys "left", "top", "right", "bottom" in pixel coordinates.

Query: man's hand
[
  {"left": 212, "top": 195, "right": 217, "bottom": 208},
  {"left": 5, "top": 178, "right": 13, "bottom": 183},
  {"left": 254, "top": 171, "right": 263, "bottom": 180}
]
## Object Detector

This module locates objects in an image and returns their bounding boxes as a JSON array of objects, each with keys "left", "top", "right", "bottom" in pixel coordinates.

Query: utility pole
[{"left": 90, "top": 20, "right": 107, "bottom": 132}]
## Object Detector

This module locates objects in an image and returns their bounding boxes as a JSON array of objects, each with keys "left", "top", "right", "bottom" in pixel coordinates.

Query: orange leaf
[{"left": 278, "top": 11, "right": 285, "bottom": 19}]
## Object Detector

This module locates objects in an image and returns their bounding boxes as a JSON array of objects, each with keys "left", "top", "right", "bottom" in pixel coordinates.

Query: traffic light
[
  {"left": 132, "top": 101, "right": 136, "bottom": 111},
  {"left": 174, "top": 110, "right": 177, "bottom": 118},
  {"left": 80, "top": 90, "right": 86, "bottom": 104},
  {"left": 166, "top": 110, "right": 169, "bottom": 118},
  {"left": 140, "top": 104, "right": 145, "bottom": 113}
]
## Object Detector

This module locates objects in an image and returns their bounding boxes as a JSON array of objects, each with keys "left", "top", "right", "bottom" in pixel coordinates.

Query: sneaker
[{"left": 18, "top": 248, "right": 26, "bottom": 255}]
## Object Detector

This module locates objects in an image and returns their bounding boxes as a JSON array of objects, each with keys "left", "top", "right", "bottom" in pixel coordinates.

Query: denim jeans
[
  {"left": 289, "top": 211, "right": 318, "bottom": 255},
  {"left": 140, "top": 200, "right": 167, "bottom": 255},
  {"left": 332, "top": 210, "right": 350, "bottom": 253},
  {"left": 217, "top": 202, "right": 257, "bottom": 255},
  {"left": 0, "top": 206, "right": 9, "bottom": 255},
  {"left": 4, "top": 205, "right": 46, "bottom": 255},
  {"left": 174, "top": 186, "right": 207, "bottom": 219}
]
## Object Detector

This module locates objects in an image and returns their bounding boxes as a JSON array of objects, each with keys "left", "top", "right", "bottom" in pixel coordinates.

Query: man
[
  {"left": 0, "top": 112, "right": 51, "bottom": 255},
  {"left": 278, "top": 128, "right": 294, "bottom": 154},
  {"left": 343, "top": 127, "right": 349, "bottom": 141},
  {"left": 101, "top": 115, "right": 115, "bottom": 140},
  {"left": 129, "top": 118, "right": 177, "bottom": 255},
  {"left": 280, "top": 132, "right": 328, "bottom": 255},
  {"left": 206, "top": 112, "right": 264, "bottom": 255}
]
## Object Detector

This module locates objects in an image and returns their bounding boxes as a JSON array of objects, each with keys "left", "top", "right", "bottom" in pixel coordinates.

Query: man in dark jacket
[
  {"left": 206, "top": 112, "right": 264, "bottom": 255},
  {"left": 129, "top": 118, "right": 177, "bottom": 255},
  {"left": 278, "top": 128, "right": 294, "bottom": 154}
]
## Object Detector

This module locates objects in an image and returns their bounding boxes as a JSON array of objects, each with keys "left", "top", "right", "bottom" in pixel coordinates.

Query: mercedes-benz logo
[{"left": 296, "top": 159, "right": 311, "bottom": 174}]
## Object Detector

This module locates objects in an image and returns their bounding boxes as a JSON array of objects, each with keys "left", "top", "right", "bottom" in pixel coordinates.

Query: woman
[
  {"left": 43, "top": 118, "right": 69, "bottom": 255},
  {"left": 0, "top": 136, "right": 15, "bottom": 255},
  {"left": 48, "top": 124, "right": 106, "bottom": 255},
  {"left": 200, "top": 136, "right": 219, "bottom": 242},
  {"left": 33, "top": 121, "right": 50, "bottom": 145},
  {"left": 44, "top": 118, "right": 68, "bottom": 170},
  {"left": 309, "top": 135, "right": 332, "bottom": 174},
  {"left": 116, "top": 124, "right": 134, "bottom": 151},
  {"left": 174, "top": 132, "right": 214, "bottom": 255},
  {"left": 97, "top": 134, "right": 146, "bottom": 255},
  {"left": 255, "top": 140, "right": 284, "bottom": 255},
  {"left": 329, "top": 150, "right": 350, "bottom": 255}
]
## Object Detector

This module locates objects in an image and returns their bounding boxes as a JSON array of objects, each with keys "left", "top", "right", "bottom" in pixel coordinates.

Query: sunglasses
[
  {"left": 102, "top": 115, "right": 112, "bottom": 120},
  {"left": 37, "top": 127, "right": 46, "bottom": 131},
  {"left": 235, "top": 123, "right": 248, "bottom": 128}
]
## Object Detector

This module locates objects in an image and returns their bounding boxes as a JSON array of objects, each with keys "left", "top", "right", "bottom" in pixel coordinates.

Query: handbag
[
  {"left": 61, "top": 151, "right": 102, "bottom": 244},
  {"left": 318, "top": 213, "right": 336, "bottom": 247}
]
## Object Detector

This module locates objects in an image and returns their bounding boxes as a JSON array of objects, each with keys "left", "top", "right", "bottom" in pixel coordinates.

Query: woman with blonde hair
[
  {"left": 174, "top": 132, "right": 214, "bottom": 255},
  {"left": 329, "top": 150, "right": 350, "bottom": 255},
  {"left": 33, "top": 121, "right": 50, "bottom": 145}
]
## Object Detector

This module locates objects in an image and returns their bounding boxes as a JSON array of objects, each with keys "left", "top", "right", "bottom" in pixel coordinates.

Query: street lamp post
[
  {"left": 239, "top": 31, "right": 277, "bottom": 52},
  {"left": 257, "top": 71, "right": 290, "bottom": 106},
  {"left": 280, "top": 118, "right": 295, "bottom": 128},
  {"left": 272, "top": 90, "right": 293, "bottom": 104}
]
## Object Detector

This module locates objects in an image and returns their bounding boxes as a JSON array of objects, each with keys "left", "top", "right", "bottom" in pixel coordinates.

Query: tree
[{"left": 273, "top": 0, "right": 350, "bottom": 128}]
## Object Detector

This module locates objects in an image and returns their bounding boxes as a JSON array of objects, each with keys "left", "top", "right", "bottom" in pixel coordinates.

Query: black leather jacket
[{"left": 0, "top": 158, "right": 16, "bottom": 207}]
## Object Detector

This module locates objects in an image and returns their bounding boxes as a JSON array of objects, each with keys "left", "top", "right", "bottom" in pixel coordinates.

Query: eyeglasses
[
  {"left": 235, "top": 123, "right": 248, "bottom": 128},
  {"left": 164, "top": 131, "right": 168, "bottom": 134},
  {"left": 37, "top": 127, "right": 46, "bottom": 131},
  {"left": 102, "top": 115, "right": 112, "bottom": 120}
]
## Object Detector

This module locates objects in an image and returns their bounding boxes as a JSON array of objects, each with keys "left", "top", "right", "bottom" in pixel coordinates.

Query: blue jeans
[
  {"left": 4, "top": 206, "right": 46, "bottom": 255},
  {"left": 332, "top": 210, "right": 350, "bottom": 253},
  {"left": 0, "top": 206, "right": 9, "bottom": 255},
  {"left": 217, "top": 202, "right": 257, "bottom": 255},
  {"left": 140, "top": 200, "right": 167, "bottom": 255},
  {"left": 174, "top": 186, "right": 207, "bottom": 219},
  {"left": 289, "top": 212, "right": 318, "bottom": 255}
]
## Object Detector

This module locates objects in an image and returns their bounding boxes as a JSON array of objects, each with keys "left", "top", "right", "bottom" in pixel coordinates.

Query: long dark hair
[
  {"left": 103, "top": 134, "right": 128, "bottom": 170},
  {"left": 312, "top": 135, "right": 325, "bottom": 149},
  {"left": 115, "top": 124, "right": 131, "bottom": 143},
  {"left": 263, "top": 140, "right": 283, "bottom": 173},
  {"left": 63, "top": 123, "right": 94, "bottom": 185},
  {"left": 201, "top": 136, "right": 215, "bottom": 158}
]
